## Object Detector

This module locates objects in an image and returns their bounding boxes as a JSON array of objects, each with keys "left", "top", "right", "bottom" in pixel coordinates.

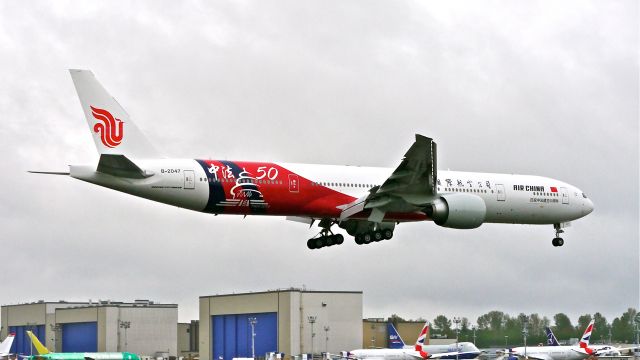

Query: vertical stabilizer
[
  {"left": 579, "top": 320, "right": 595, "bottom": 348},
  {"left": 26, "top": 331, "right": 50, "bottom": 355},
  {"left": 387, "top": 323, "right": 406, "bottom": 349},
  {"left": 415, "top": 322, "right": 429, "bottom": 351},
  {"left": 544, "top": 327, "right": 560, "bottom": 346},
  {"left": 69, "top": 69, "right": 159, "bottom": 159},
  {"left": 0, "top": 333, "right": 15, "bottom": 355}
]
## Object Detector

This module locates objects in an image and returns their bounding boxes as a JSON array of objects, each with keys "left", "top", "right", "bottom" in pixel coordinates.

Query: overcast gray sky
[{"left": 0, "top": 1, "right": 637, "bottom": 325}]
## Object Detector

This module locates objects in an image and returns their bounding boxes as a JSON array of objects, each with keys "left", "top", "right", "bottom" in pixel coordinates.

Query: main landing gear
[
  {"left": 354, "top": 229, "right": 394, "bottom": 245},
  {"left": 307, "top": 219, "right": 344, "bottom": 250},
  {"left": 307, "top": 233, "right": 344, "bottom": 249},
  {"left": 306, "top": 219, "right": 396, "bottom": 249},
  {"left": 552, "top": 223, "right": 565, "bottom": 247}
]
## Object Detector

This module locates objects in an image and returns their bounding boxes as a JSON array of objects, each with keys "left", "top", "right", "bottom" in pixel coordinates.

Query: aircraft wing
[{"left": 339, "top": 134, "right": 437, "bottom": 223}]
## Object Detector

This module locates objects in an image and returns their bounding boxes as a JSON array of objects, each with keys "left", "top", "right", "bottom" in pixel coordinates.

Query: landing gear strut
[
  {"left": 307, "top": 219, "right": 344, "bottom": 250},
  {"left": 552, "top": 223, "right": 564, "bottom": 247}
]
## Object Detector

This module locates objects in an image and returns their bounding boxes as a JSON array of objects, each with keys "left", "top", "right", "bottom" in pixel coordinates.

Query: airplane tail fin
[
  {"left": 578, "top": 320, "right": 595, "bottom": 348},
  {"left": 0, "top": 333, "right": 15, "bottom": 354},
  {"left": 387, "top": 323, "right": 406, "bottom": 349},
  {"left": 26, "top": 331, "right": 50, "bottom": 355},
  {"left": 544, "top": 326, "right": 560, "bottom": 346},
  {"left": 69, "top": 69, "right": 159, "bottom": 159},
  {"left": 415, "top": 322, "right": 429, "bottom": 352}
]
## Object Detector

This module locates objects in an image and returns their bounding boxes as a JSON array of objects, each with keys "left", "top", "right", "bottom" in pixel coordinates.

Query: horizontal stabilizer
[
  {"left": 97, "top": 154, "right": 153, "bottom": 179},
  {"left": 28, "top": 171, "right": 70, "bottom": 175}
]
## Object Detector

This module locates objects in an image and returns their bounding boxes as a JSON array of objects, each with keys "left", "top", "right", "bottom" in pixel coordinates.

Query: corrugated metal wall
[
  {"left": 61, "top": 322, "right": 97, "bottom": 352},
  {"left": 9, "top": 325, "right": 46, "bottom": 355},
  {"left": 212, "top": 312, "right": 277, "bottom": 360}
]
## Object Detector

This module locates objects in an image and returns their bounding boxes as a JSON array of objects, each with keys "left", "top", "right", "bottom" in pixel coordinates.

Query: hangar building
[
  {"left": 199, "top": 289, "right": 362, "bottom": 360},
  {"left": 1, "top": 300, "right": 177, "bottom": 357}
]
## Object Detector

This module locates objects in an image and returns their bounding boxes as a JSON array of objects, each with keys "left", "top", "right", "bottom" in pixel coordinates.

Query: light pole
[
  {"left": 248, "top": 317, "right": 257, "bottom": 359},
  {"left": 324, "top": 326, "right": 330, "bottom": 354},
  {"left": 119, "top": 321, "right": 131, "bottom": 352},
  {"left": 521, "top": 317, "right": 528, "bottom": 360},
  {"left": 308, "top": 316, "right": 317, "bottom": 358},
  {"left": 471, "top": 326, "right": 477, "bottom": 345},
  {"left": 453, "top": 318, "right": 461, "bottom": 360},
  {"left": 26, "top": 322, "right": 37, "bottom": 356}
]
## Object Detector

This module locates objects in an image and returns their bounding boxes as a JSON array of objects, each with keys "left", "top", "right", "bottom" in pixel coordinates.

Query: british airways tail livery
[{"left": 32, "top": 70, "right": 594, "bottom": 249}]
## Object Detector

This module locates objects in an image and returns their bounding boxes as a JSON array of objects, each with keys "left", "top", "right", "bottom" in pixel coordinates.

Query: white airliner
[
  {"left": 0, "top": 332, "right": 15, "bottom": 358},
  {"left": 32, "top": 70, "right": 594, "bottom": 249},
  {"left": 345, "top": 323, "right": 481, "bottom": 360},
  {"left": 509, "top": 320, "right": 639, "bottom": 360}
]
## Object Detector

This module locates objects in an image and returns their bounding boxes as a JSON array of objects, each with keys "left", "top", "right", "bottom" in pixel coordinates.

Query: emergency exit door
[
  {"left": 288, "top": 174, "right": 299, "bottom": 193},
  {"left": 496, "top": 184, "right": 506, "bottom": 201},
  {"left": 560, "top": 187, "right": 569, "bottom": 204},
  {"left": 184, "top": 170, "right": 195, "bottom": 189}
]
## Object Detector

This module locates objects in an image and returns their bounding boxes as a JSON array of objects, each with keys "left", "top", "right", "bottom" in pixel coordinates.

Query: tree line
[{"left": 388, "top": 308, "right": 638, "bottom": 348}]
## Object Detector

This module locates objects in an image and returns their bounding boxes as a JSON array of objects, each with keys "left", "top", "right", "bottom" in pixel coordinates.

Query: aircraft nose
[{"left": 584, "top": 198, "right": 594, "bottom": 215}]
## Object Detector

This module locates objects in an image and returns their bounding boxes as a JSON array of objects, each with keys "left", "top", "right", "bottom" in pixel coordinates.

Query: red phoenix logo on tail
[{"left": 90, "top": 106, "right": 124, "bottom": 148}]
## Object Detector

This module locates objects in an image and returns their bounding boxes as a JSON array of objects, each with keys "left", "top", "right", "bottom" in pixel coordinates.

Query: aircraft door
[
  {"left": 560, "top": 187, "right": 569, "bottom": 204},
  {"left": 184, "top": 170, "right": 195, "bottom": 190},
  {"left": 288, "top": 174, "right": 300, "bottom": 193},
  {"left": 496, "top": 184, "right": 506, "bottom": 201}
]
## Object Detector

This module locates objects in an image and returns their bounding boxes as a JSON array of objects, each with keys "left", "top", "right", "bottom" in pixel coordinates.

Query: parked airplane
[
  {"left": 0, "top": 333, "right": 15, "bottom": 358},
  {"left": 32, "top": 70, "right": 594, "bottom": 249},
  {"left": 345, "top": 323, "right": 481, "bottom": 360},
  {"left": 508, "top": 320, "right": 638, "bottom": 360},
  {"left": 574, "top": 320, "right": 639, "bottom": 357},
  {"left": 24, "top": 331, "right": 139, "bottom": 360}
]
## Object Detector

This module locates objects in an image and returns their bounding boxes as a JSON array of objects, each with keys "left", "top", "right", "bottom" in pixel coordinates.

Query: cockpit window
[{"left": 582, "top": 193, "right": 588, "bottom": 198}]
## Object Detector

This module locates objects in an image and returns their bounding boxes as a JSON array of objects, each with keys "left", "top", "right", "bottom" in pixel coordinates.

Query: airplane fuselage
[
  {"left": 510, "top": 346, "right": 589, "bottom": 360},
  {"left": 349, "top": 342, "right": 480, "bottom": 360},
  {"left": 70, "top": 159, "right": 593, "bottom": 225}
]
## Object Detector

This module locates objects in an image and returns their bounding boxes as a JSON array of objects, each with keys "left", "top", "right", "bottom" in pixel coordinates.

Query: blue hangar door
[
  {"left": 61, "top": 322, "right": 98, "bottom": 352},
  {"left": 9, "top": 325, "right": 45, "bottom": 355},
  {"left": 212, "top": 312, "right": 277, "bottom": 360}
]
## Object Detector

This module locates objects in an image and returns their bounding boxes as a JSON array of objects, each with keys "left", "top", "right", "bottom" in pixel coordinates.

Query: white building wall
[
  {"left": 118, "top": 306, "right": 178, "bottom": 357},
  {"left": 298, "top": 292, "right": 362, "bottom": 355}
]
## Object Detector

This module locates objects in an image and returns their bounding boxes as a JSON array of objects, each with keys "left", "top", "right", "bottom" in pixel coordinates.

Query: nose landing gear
[{"left": 552, "top": 223, "right": 564, "bottom": 247}]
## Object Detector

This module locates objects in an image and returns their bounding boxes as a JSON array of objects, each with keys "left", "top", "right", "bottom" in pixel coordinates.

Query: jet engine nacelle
[{"left": 429, "top": 193, "right": 487, "bottom": 229}]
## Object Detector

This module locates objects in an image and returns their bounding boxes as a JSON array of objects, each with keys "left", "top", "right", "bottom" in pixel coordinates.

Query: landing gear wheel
[
  {"left": 382, "top": 229, "right": 393, "bottom": 240},
  {"left": 363, "top": 232, "right": 372, "bottom": 244},
  {"left": 373, "top": 231, "right": 383, "bottom": 242},
  {"left": 314, "top": 237, "right": 325, "bottom": 248},
  {"left": 336, "top": 234, "right": 344, "bottom": 244},
  {"left": 325, "top": 235, "right": 334, "bottom": 247},
  {"left": 307, "top": 239, "right": 315, "bottom": 250},
  {"left": 552, "top": 224, "right": 565, "bottom": 247},
  {"left": 355, "top": 234, "right": 364, "bottom": 245}
]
